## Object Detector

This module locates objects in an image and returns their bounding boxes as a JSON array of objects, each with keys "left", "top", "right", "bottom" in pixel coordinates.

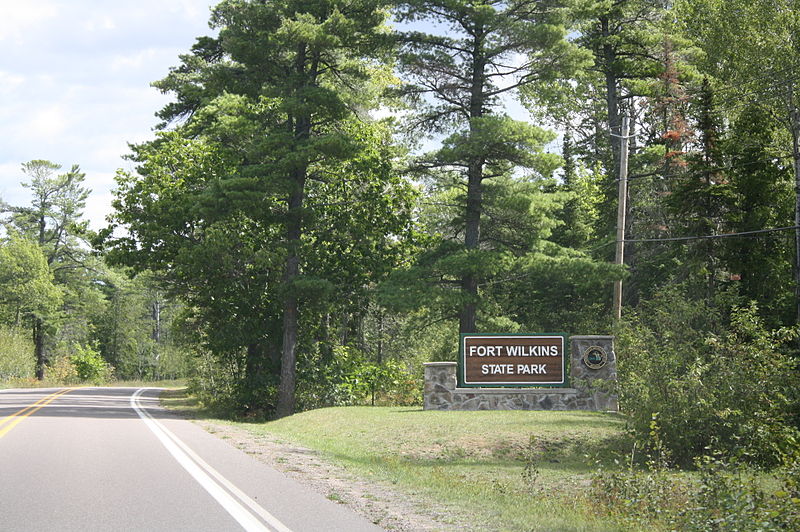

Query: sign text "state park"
[{"left": 460, "top": 335, "right": 566, "bottom": 387}]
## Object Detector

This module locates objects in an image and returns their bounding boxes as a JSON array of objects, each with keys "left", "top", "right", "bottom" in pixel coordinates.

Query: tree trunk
[
  {"left": 600, "top": 14, "right": 624, "bottom": 261},
  {"left": 245, "top": 343, "right": 265, "bottom": 407},
  {"left": 376, "top": 309, "right": 383, "bottom": 365},
  {"left": 275, "top": 172, "right": 305, "bottom": 419},
  {"left": 151, "top": 299, "right": 161, "bottom": 343},
  {"left": 276, "top": 261, "right": 298, "bottom": 420},
  {"left": 34, "top": 317, "right": 46, "bottom": 380},
  {"left": 460, "top": 161, "right": 482, "bottom": 334},
  {"left": 601, "top": 16, "right": 621, "bottom": 179},
  {"left": 35, "top": 211, "right": 49, "bottom": 381},
  {"left": 459, "top": 30, "right": 485, "bottom": 335},
  {"left": 275, "top": 43, "right": 314, "bottom": 419},
  {"left": 790, "top": 98, "right": 800, "bottom": 326}
]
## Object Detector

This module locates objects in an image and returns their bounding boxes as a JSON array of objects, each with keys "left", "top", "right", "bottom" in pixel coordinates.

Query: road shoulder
[{"left": 190, "top": 419, "right": 460, "bottom": 532}]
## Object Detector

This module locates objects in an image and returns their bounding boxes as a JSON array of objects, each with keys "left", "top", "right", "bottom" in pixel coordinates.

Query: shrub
[
  {"left": 346, "top": 358, "right": 421, "bottom": 406},
  {"left": 617, "top": 288, "right": 800, "bottom": 467},
  {"left": 46, "top": 355, "right": 79, "bottom": 384},
  {"left": 187, "top": 347, "right": 276, "bottom": 417},
  {"left": 297, "top": 345, "right": 421, "bottom": 409},
  {"left": 592, "top": 453, "right": 800, "bottom": 531},
  {"left": 69, "top": 344, "right": 114, "bottom": 384},
  {"left": 0, "top": 326, "right": 34, "bottom": 382}
]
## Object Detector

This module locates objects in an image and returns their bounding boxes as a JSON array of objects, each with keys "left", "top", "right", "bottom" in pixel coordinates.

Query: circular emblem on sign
[{"left": 582, "top": 346, "right": 608, "bottom": 370}]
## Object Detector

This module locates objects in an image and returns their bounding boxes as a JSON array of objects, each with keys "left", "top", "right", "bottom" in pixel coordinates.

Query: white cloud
[
  {"left": 173, "top": 0, "right": 209, "bottom": 20},
  {"left": 82, "top": 186, "right": 115, "bottom": 229},
  {"left": 83, "top": 14, "right": 117, "bottom": 33},
  {"left": 110, "top": 48, "right": 161, "bottom": 73},
  {"left": 0, "top": 162, "right": 22, "bottom": 188},
  {"left": 25, "top": 104, "right": 69, "bottom": 141},
  {"left": 0, "top": 1, "right": 219, "bottom": 229},
  {"left": 0, "top": 71, "right": 25, "bottom": 95},
  {"left": 0, "top": 162, "right": 29, "bottom": 213},
  {"left": 0, "top": 2, "right": 59, "bottom": 43}
]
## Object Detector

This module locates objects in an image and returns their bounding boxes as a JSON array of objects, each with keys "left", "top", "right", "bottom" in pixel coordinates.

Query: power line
[
  {"left": 653, "top": 62, "right": 800, "bottom": 105},
  {"left": 622, "top": 225, "right": 800, "bottom": 244},
  {"left": 685, "top": 64, "right": 800, "bottom": 97},
  {"left": 625, "top": 153, "right": 795, "bottom": 182}
]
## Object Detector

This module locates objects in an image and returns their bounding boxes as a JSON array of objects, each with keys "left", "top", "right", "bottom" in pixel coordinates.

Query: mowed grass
[{"left": 226, "top": 406, "right": 635, "bottom": 531}]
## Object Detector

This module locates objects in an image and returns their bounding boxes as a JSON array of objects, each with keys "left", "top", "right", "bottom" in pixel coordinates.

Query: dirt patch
[{"left": 195, "top": 420, "right": 466, "bottom": 532}]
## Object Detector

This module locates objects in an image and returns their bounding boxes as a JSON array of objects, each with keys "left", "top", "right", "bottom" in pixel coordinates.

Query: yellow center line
[
  {"left": 0, "top": 388, "right": 77, "bottom": 439},
  {"left": 0, "top": 390, "right": 65, "bottom": 428}
]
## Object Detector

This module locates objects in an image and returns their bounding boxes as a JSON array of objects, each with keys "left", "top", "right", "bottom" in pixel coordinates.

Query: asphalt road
[{"left": 0, "top": 387, "right": 383, "bottom": 532}]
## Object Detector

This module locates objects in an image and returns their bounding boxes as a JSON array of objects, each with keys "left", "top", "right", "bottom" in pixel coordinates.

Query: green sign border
[{"left": 458, "top": 333, "right": 570, "bottom": 389}]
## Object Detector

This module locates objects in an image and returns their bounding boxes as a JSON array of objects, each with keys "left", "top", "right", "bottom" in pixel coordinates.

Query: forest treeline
[{"left": 2, "top": 0, "right": 800, "bottom": 467}]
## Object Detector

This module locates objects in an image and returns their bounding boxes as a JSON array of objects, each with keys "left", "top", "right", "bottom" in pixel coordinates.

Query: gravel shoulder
[{"left": 192, "top": 419, "right": 463, "bottom": 532}]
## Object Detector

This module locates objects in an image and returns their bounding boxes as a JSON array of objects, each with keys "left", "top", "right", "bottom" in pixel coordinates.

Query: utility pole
[
  {"left": 790, "top": 97, "right": 800, "bottom": 327},
  {"left": 613, "top": 115, "right": 630, "bottom": 322}
]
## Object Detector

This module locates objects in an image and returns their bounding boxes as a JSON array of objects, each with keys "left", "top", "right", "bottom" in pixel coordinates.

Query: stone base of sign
[{"left": 424, "top": 335, "right": 618, "bottom": 412}]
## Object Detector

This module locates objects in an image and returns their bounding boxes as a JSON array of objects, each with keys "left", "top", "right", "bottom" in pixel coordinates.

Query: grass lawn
[{"left": 220, "top": 406, "right": 636, "bottom": 531}]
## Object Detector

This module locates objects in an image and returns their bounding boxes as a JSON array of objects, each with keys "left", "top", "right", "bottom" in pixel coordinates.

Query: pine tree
[{"left": 396, "top": 0, "right": 589, "bottom": 333}]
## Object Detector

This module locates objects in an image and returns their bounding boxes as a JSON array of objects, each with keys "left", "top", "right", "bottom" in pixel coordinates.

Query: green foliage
[
  {"left": 593, "top": 451, "right": 800, "bottom": 531},
  {"left": 370, "top": 311, "right": 461, "bottom": 366},
  {"left": 107, "top": 119, "right": 415, "bottom": 414},
  {"left": 90, "top": 269, "right": 191, "bottom": 381},
  {"left": 69, "top": 344, "right": 114, "bottom": 384},
  {"left": 104, "top": 0, "right": 412, "bottom": 415},
  {"left": 297, "top": 346, "right": 420, "bottom": 410},
  {"left": 384, "top": 169, "right": 621, "bottom": 335},
  {"left": 45, "top": 355, "right": 78, "bottom": 384},
  {"left": 549, "top": 148, "right": 604, "bottom": 249},
  {"left": 13, "top": 161, "right": 90, "bottom": 245},
  {"left": 721, "top": 106, "right": 795, "bottom": 325},
  {"left": 490, "top": 246, "right": 622, "bottom": 333},
  {"left": 0, "top": 326, "right": 34, "bottom": 381},
  {"left": 0, "top": 233, "right": 61, "bottom": 325},
  {"left": 397, "top": 0, "right": 590, "bottom": 333},
  {"left": 2, "top": 159, "right": 94, "bottom": 380},
  {"left": 187, "top": 348, "right": 257, "bottom": 417},
  {"left": 618, "top": 288, "right": 800, "bottom": 467},
  {"left": 688, "top": 454, "right": 800, "bottom": 532}
]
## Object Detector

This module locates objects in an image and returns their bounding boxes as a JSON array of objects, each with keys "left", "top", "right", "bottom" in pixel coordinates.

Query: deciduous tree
[{"left": 2, "top": 160, "right": 90, "bottom": 378}]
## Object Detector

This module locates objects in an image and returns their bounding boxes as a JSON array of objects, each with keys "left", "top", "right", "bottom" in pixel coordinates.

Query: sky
[
  {"left": 0, "top": 2, "right": 540, "bottom": 231},
  {"left": 0, "top": 1, "right": 219, "bottom": 230}
]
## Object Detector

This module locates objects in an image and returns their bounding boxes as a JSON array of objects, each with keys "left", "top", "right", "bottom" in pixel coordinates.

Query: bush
[
  {"left": 69, "top": 344, "right": 114, "bottom": 384},
  {"left": 0, "top": 326, "right": 34, "bottom": 382},
  {"left": 46, "top": 355, "right": 79, "bottom": 384},
  {"left": 187, "top": 347, "right": 275, "bottom": 417},
  {"left": 345, "top": 357, "right": 421, "bottom": 406},
  {"left": 617, "top": 289, "right": 800, "bottom": 467},
  {"left": 593, "top": 452, "right": 800, "bottom": 531},
  {"left": 297, "top": 345, "right": 421, "bottom": 409}
]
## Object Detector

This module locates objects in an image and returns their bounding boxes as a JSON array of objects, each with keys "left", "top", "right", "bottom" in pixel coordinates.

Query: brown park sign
[{"left": 459, "top": 334, "right": 567, "bottom": 387}]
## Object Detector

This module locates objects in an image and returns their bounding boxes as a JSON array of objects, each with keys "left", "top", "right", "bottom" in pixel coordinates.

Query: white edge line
[
  {"left": 134, "top": 389, "right": 293, "bottom": 532},
  {"left": 131, "top": 388, "right": 293, "bottom": 532}
]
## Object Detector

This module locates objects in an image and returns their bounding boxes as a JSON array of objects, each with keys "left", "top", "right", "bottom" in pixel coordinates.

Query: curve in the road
[
  {"left": 0, "top": 387, "right": 77, "bottom": 439},
  {"left": 131, "top": 388, "right": 293, "bottom": 532}
]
